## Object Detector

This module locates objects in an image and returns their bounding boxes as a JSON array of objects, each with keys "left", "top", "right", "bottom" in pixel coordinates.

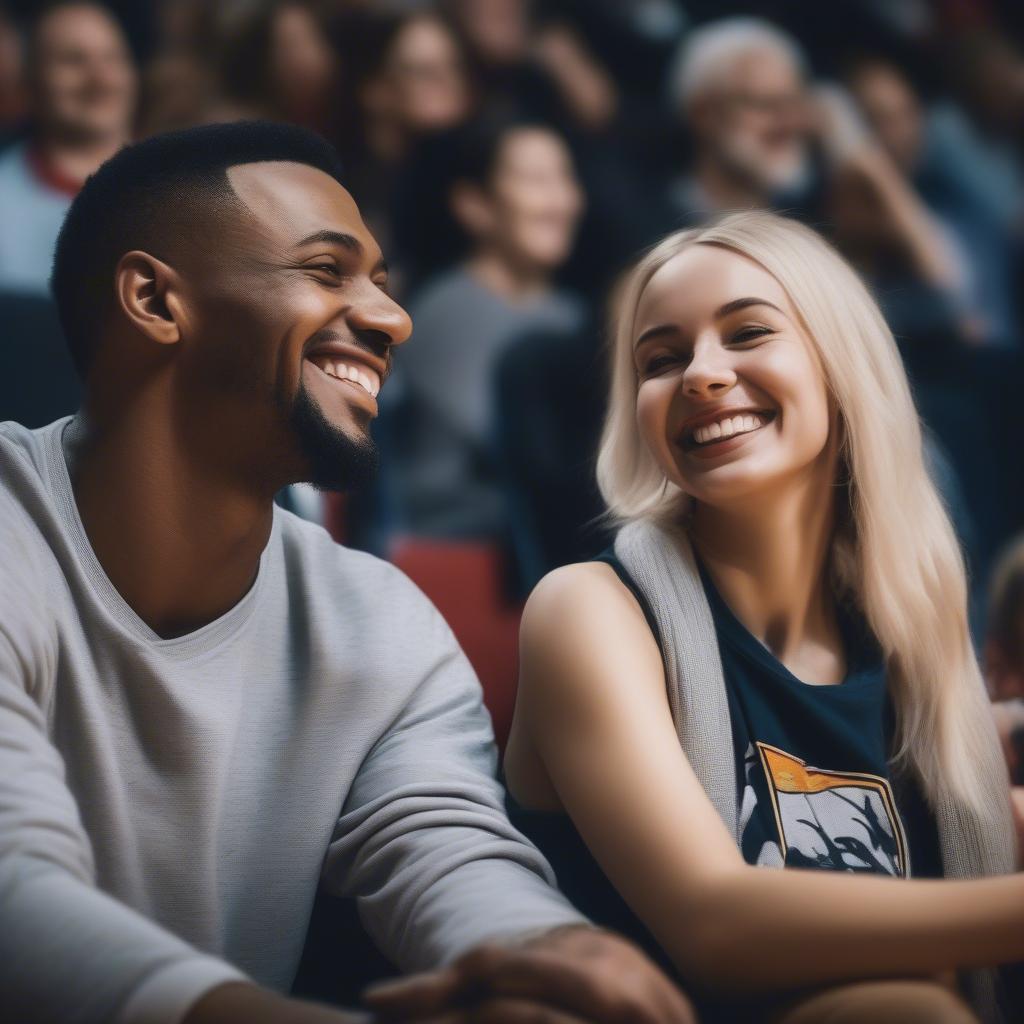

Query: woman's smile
[{"left": 678, "top": 408, "right": 777, "bottom": 455}]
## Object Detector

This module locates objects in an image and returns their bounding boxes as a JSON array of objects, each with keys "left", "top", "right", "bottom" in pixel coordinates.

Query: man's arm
[
  {"left": 0, "top": 529, "right": 361, "bottom": 1024},
  {"left": 0, "top": 523, "right": 252, "bottom": 1023},
  {"left": 322, "top": 594, "right": 696, "bottom": 1023},
  {"left": 323, "top": 601, "right": 587, "bottom": 971}
]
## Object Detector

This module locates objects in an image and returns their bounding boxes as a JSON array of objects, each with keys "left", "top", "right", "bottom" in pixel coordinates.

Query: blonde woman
[{"left": 503, "top": 211, "right": 1023, "bottom": 1023}]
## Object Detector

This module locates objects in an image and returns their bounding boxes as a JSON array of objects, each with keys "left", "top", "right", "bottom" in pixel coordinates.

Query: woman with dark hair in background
[
  {"left": 217, "top": 0, "right": 340, "bottom": 138},
  {"left": 383, "top": 113, "right": 584, "bottom": 544},
  {"left": 333, "top": 5, "right": 472, "bottom": 270}
]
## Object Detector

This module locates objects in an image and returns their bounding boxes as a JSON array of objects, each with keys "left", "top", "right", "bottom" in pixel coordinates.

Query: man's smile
[
  {"left": 307, "top": 357, "right": 380, "bottom": 398},
  {"left": 302, "top": 338, "right": 388, "bottom": 414}
]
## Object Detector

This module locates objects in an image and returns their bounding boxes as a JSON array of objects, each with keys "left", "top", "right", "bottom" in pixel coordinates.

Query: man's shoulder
[
  {"left": 0, "top": 423, "right": 66, "bottom": 648},
  {"left": 0, "top": 418, "right": 65, "bottom": 489},
  {"left": 274, "top": 509, "right": 443, "bottom": 621},
  {"left": 0, "top": 420, "right": 86, "bottom": 606}
]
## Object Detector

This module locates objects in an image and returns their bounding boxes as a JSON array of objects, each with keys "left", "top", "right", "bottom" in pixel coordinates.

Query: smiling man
[{"left": 0, "top": 123, "right": 693, "bottom": 1024}]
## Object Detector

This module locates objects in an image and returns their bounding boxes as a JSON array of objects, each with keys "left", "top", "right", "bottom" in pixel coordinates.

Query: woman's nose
[{"left": 681, "top": 340, "right": 737, "bottom": 397}]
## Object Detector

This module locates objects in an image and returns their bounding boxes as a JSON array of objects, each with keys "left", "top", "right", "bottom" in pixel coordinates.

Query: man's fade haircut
[{"left": 51, "top": 120, "right": 346, "bottom": 378}]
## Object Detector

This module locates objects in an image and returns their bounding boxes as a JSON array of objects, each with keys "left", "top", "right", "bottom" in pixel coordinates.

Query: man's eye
[{"left": 310, "top": 263, "right": 339, "bottom": 275}]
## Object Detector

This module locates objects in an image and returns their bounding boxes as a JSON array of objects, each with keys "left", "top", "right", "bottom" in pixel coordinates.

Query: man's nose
[{"left": 347, "top": 284, "right": 413, "bottom": 348}]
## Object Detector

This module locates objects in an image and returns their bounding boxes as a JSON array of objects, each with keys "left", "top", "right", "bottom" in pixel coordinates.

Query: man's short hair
[
  {"left": 51, "top": 121, "right": 346, "bottom": 378},
  {"left": 666, "top": 17, "right": 807, "bottom": 114}
]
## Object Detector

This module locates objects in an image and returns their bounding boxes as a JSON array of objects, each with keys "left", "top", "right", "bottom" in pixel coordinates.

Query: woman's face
[
  {"left": 633, "top": 244, "right": 834, "bottom": 507},
  {"left": 271, "top": 4, "right": 336, "bottom": 104},
  {"left": 484, "top": 127, "right": 583, "bottom": 271},
  {"left": 386, "top": 16, "right": 469, "bottom": 133}
]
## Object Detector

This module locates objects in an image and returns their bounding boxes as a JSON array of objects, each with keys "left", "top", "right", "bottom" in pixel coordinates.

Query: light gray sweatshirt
[{"left": 0, "top": 418, "right": 584, "bottom": 1024}]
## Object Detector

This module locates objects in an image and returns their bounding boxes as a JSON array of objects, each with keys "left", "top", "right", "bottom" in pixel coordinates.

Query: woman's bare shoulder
[
  {"left": 519, "top": 560, "right": 664, "bottom": 702},
  {"left": 524, "top": 559, "right": 647, "bottom": 623}
]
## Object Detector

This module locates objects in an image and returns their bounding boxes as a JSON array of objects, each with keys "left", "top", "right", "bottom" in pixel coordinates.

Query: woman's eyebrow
[
  {"left": 715, "top": 296, "right": 786, "bottom": 318},
  {"left": 633, "top": 323, "right": 677, "bottom": 349}
]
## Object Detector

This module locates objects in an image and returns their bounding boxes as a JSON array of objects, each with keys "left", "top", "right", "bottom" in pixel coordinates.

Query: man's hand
[{"left": 362, "top": 925, "right": 697, "bottom": 1024}]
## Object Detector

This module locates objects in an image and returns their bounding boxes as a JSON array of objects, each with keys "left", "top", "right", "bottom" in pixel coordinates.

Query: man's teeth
[
  {"left": 314, "top": 359, "right": 380, "bottom": 398},
  {"left": 692, "top": 413, "right": 765, "bottom": 446}
]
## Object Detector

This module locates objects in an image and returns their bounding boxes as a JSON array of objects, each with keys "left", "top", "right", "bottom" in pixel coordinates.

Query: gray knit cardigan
[{"left": 615, "top": 517, "right": 1018, "bottom": 1024}]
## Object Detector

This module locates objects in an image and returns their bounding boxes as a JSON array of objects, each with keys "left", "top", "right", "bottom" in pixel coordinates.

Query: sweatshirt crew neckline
[{"left": 44, "top": 416, "right": 275, "bottom": 657}]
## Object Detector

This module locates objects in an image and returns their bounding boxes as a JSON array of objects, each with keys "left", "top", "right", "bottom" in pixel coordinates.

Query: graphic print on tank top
[{"left": 738, "top": 740, "right": 910, "bottom": 875}]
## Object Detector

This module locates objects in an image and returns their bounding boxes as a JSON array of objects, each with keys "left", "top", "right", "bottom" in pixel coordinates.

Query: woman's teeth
[
  {"left": 691, "top": 412, "right": 766, "bottom": 446},
  {"left": 311, "top": 358, "right": 380, "bottom": 398}
]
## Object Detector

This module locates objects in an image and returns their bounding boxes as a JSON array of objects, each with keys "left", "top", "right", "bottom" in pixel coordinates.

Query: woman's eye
[
  {"left": 732, "top": 326, "right": 772, "bottom": 343},
  {"left": 643, "top": 354, "right": 677, "bottom": 374}
]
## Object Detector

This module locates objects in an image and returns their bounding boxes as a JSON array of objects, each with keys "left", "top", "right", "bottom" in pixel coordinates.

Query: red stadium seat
[{"left": 389, "top": 538, "right": 523, "bottom": 753}]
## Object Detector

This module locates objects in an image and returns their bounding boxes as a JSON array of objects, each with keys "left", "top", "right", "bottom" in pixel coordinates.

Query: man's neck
[
  {"left": 688, "top": 465, "right": 841, "bottom": 675},
  {"left": 66, "top": 411, "right": 276, "bottom": 640}
]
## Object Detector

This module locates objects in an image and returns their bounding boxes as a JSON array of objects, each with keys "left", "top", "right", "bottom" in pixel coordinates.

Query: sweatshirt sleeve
[
  {"left": 323, "top": 594, "right": 587, "bottom": 971},
  {"left": 0, "top": 526, "right": 247, "bottom": 1024}
]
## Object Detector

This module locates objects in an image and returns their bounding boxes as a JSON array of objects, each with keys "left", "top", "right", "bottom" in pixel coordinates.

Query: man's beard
[
  {"left": 288, "top": 381, "right": 379, "bottom": 492},
  {"left": 719, "top": 132, "right": 811, "bottom": 197}
]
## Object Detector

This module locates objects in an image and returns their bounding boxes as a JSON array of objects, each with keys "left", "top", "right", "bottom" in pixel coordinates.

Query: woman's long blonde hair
[{"left": 597, "top": 210, "right": 1004, "bottom": 817}]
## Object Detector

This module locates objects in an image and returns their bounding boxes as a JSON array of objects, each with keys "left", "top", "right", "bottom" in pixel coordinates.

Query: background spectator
[
  {"left": 382, "top": 114, "right": 584, "bottom": 542},
  {"left": 663, "top": 17, "right": 815, "bottom": 223},
  {"left": 847, "top": 55, "right": 1019, "bottom": 345},
  {"left": 335, "top": 5, "right": 472, "bottom": 277},
  {"left": 0, "top": 3, "right": 25, "bottom": 139},
  {"left": 0, "top": 1, "right": 135, "bottom": 294}
]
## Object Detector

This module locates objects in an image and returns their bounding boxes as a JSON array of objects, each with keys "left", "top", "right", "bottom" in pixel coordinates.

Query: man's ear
[
  {"left": 114, "top": 250, "right": 186, "bottom": 348},
  {"left": 450, "top": 181, "right": 494, "bottom": 238}
]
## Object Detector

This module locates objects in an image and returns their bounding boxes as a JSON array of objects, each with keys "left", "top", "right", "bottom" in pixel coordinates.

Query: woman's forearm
[{"left": 669, "top": 865, "right": 1024, "bottom": 995}]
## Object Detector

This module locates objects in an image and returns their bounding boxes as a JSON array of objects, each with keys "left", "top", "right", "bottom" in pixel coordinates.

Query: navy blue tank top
[
  {"left": 506, "top": 547, "right": 944, "bottom": 998},
  {"left": 595, "top": 545, "right": 943, "bottom": 878}
]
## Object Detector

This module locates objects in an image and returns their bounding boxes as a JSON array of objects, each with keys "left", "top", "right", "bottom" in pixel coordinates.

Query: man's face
[
  {"left": 694, "top": 49, "right": 810, "bottom": 195},
  {"left": 176, "top": 161, "right": 412, "bottom": 492},
  {"left": 33, "top": 4, "right": 136, "bottom": 143}
]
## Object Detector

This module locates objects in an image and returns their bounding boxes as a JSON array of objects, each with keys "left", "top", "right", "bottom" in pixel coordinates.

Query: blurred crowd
[{"left": 3, "top": 0, "right": 1024, "bottom": 762}]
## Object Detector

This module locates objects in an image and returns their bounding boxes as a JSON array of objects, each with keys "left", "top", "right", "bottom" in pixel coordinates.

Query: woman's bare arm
[{"left": 505, "top": 562, "right": 1024, "bottom": 997}]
